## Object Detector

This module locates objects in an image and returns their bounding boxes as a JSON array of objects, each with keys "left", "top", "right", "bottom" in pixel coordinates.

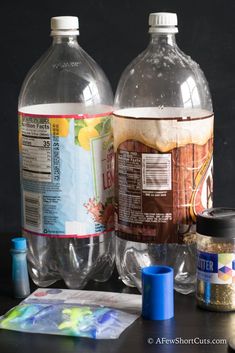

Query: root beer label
[{"left": 113, "top": 107, "right": 214, "bottom": 244}]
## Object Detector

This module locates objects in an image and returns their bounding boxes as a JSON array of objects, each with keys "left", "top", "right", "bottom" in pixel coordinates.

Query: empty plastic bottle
[
  {"left": 18, "top": 16, "right": 115, "bottom": 289},
  {"left": 114, "top": 12, "right": 213, "bottom": 294}
]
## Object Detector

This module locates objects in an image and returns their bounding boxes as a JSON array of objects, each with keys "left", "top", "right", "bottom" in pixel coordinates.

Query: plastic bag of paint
[{"left": 0, "top": 302, "right": 138, "bottom": 339}]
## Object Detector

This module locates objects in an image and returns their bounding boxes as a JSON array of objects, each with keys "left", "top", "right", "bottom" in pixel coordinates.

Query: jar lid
[{"left": 197, "top": 208, "right": 235, "bottom": 238}]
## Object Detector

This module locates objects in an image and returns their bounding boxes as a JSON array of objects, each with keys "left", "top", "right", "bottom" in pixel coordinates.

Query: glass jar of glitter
[{"left": 196, "top": 208, "right": 235, "bottom": 311}]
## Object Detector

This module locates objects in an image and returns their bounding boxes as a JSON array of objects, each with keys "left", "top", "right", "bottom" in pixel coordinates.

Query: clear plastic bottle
[
  {"left": 113, "top": 12, "right": 213, "bottom": 294},
  {"left": 18, "top": 16, "right": 114, "bottom": 289}
]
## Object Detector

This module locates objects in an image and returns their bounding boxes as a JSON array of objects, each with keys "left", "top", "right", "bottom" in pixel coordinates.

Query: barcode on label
[
  {"left": 23, "top": 191, "right": 42, "bottom": 232},
  {"left": 142, "top": 154, "right": 172, "bottom": 190}
]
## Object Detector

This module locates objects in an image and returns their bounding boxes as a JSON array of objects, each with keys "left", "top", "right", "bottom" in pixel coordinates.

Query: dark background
[
  {"left": 0, "top": 3, "right": 234, "bottom": 352},
  {"left": 0, "top": 0, "right": 234, "bottom": 235}
]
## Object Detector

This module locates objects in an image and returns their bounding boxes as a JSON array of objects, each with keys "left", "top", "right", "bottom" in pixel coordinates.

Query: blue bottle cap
[
  {"left": 11, "top": 237, "right": 27, "bottom": 251},
  {"left": 142, "top": 265, "right": 174, "bottom": 321}
]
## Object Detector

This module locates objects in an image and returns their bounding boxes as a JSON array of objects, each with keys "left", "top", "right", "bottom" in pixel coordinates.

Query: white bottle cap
[
  {"left": 149, "top": 12, "right": 178, "bottom": 33},
  {"left": 51, "top": 16, "right": 79, "bottom": 36}
]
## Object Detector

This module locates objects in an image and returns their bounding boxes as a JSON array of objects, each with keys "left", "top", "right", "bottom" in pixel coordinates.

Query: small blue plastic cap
[
  {"left": 142, "top": 265, "right": 174, "bottom": 321},
  {"left": 11, "top": 237, "right": 27, "bottom": 251}
]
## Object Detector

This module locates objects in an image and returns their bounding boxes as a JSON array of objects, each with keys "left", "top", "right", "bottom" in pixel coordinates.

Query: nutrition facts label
[
  {"left": 117, "top": 147, "right": 173, "bottom": 226},
  {"left": 116, "top": 140, "right": 175, "bottom": 243},
  {"left": 142, "top": 153, "right": 171, "bottom": 191},
  {"left": 118, "top": 150, "right": 143, "bottom": 224},
  {"left": 21, "top": 117, "right": 52, "bottom": 182}
]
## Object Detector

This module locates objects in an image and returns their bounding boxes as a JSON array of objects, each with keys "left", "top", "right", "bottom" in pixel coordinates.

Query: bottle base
[
  {"left": 26, "top": 232, "right": 115, "bottom": 290},
  {"left": 174, "top": 282, "right": 196, "bottom": 295},
  {"left": 119, "top": 275, "right": 136, "bottom": 288},
  {"left": 116, "top": 237, "right": 197, "bottom": 294},
  {"left": 31, "top": 277, "right": 59, "bottom": 288}
]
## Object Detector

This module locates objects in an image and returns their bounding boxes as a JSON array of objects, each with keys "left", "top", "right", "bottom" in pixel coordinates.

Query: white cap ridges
[
  {"left": 51, "top": 16, "right": 79, "bottom": 36},
  {"left": 149, "top": 13, "right": 178, "bottom": 33}
]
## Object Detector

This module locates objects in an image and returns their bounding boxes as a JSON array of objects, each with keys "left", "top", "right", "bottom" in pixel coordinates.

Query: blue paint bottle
[{"left": 11, "top": 237, "right": 30, "bottom": 298}]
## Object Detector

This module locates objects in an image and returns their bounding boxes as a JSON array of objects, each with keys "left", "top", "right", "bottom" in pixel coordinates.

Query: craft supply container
[{"left": 196, "top": 208, "right": 235, "bottom": 311}]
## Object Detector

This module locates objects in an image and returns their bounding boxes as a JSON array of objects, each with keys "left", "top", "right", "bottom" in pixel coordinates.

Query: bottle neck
[
  {"left": 52, "top": 35, "right": 79, "bottom": 47},
  {"left": 149, "top": 33, "right": 177, "bottom": 48}
]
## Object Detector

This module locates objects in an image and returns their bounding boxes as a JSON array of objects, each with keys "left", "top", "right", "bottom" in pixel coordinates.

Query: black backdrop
[{"left": 0, "top": 0, "right": 234, "bottom": 234}]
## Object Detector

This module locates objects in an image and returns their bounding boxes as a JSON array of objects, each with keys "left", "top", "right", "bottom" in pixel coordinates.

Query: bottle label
[
  {"left": 19, "top": 111, "right": 114, "bottom": 238},
  {"left": 114, "top": 112, "right": 214, "bottom": 243},
  {"left": 197, "top": 250, "right": 235, "bottom": 284}
]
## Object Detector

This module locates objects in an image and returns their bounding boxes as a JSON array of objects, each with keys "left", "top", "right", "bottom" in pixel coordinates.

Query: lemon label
[{"left": 19, "top": 111, "right": 114, "bottom": 238}]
